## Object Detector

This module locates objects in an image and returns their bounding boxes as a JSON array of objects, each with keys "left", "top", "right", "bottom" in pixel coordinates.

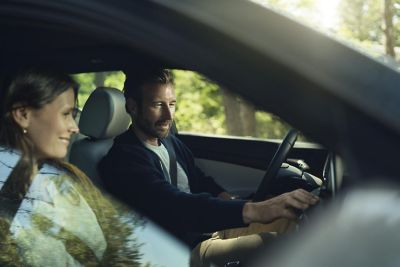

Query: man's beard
[{"left": 135, "top": 117, "right": 171, "bottom": 139}]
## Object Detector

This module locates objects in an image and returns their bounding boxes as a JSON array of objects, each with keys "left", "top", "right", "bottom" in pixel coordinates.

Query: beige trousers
[{"left": 190, "top": 219, "right": 295, "bottom": 267}]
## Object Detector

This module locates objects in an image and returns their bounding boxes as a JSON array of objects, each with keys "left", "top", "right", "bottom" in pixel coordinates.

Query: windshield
[{"left": 249, "top": 0, "right": 400, "bottom": 71}]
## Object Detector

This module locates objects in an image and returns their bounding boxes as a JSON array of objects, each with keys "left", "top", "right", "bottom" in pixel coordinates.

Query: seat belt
[
  {"left": 163, "top": 138, "right": 177, "bottom": 187},
  {"left": 0, "top": 173, "right": 31, "bottom": 223}
]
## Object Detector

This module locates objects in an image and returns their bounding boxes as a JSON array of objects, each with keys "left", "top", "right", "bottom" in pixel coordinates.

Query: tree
[
  {"left": 393, "top": 0, "right": 400, "bottom": 49},
  {"left": 240, "top": 98, "right": 256, "bottom": 136},
  {"left": 221, "top": 88, "right": 256, "bottom": 136},
  {"left": 384, "top": 0, "right": 396, "bottom": 58},
  {"left": 221, "top": 88, "right": 243, "bottom": 135},
  {"left": 173, "top": 70, "right": 226, "bottom": 135}
]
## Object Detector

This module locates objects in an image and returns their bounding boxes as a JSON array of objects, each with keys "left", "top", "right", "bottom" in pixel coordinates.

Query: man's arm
[
  {"left": 242, "top": 189, "right": 319, "bottom": 224},
  {"left": 98, "top": 144, "right": 247, "bottom": 235},
  {"left": 99, "top": 140, "right": 319, "bottom": 239},
  {"left": 170, "top": 135, "right": 319, "bottom": 221}
]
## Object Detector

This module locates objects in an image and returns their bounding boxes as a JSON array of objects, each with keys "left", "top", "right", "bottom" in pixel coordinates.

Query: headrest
[{"left": 79, "top": 87, "right": 131, "bottom": 139}]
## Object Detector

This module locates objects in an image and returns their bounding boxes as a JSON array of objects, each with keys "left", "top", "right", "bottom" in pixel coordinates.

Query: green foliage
[
  {"left": 104, "top": 71, "right": 126, "bottom": 89},
  {"left": 394, "top": 0, "right": 400, "bottom": 47},
  {"left": 73, "top": 69, "right": 298, "bottom": 140},
  {"left": 255, "top": 111, "right": 291, "bottom": 139},
  {"left": 73, "top": 73, "right": 96, "bottom": 109},
  {"left": 337, "top": 0, "right": 383, "bottom": 43},
  {"left": 72, "top": 72, "right": 124, "bottom": 109},
  {"left": 254, "top": 0, "right": 400, "bottom": 60},
  {"left": 173, "top": 70, "right": 226, "bottom": 135},
  {"left": 173, "top": 70, "right": 293, "bottom": 139}
]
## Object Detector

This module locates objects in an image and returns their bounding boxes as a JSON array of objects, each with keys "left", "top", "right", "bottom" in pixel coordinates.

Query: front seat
[{"left": 69, "top": 87, "right": 131, "bottom": 187}]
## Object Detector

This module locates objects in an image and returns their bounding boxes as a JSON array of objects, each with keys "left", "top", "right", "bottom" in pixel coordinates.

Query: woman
[{"left": 0, "top": 69, "right": 137, "bottom": 266}]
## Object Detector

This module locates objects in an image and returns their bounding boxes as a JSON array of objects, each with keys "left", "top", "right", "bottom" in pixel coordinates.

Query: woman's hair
[
  {"left": 0, "top": 69, "right": 79, "bottom": 200},
  {"left": 0, "top": 69, "right": 78, "bottom": 149}
]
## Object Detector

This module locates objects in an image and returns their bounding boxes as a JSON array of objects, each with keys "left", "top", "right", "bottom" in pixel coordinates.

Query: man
[{"left": 98, "top": 69, "right": 319, "bottom": 266}]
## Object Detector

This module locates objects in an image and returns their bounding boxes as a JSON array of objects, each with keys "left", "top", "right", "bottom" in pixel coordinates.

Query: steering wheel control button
[{"left": 281, "top": 163, "right": 290, "bottom": 168}]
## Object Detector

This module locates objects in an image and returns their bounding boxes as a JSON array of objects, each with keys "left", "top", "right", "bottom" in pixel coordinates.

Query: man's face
[{"left": 132, "top": 83, "right": 176, "bottom": 143}]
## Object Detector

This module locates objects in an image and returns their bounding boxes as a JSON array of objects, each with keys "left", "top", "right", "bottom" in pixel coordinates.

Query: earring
[{"left": 22, "top": 128, "right": 27, "bottom": 134}]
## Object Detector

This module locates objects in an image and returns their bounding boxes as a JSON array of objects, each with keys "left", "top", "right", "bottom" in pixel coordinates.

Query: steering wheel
[{"left": 252, "top": 129, "right": 298, "bottom": 202}]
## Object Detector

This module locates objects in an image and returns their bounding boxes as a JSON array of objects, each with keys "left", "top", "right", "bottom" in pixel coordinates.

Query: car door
[{"left": 178, "top": 132, "right": 328, "bottom": 199}]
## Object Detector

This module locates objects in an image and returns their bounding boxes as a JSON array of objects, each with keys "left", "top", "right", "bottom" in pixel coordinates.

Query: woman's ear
[
  {"left": 11, "top": 105, "right": 31, "bottom": 129},
  {"left": 125, "top": 98, "right": 138, "bottom": 117}
]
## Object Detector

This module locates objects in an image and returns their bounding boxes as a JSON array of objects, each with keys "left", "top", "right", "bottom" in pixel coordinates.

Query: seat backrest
[
  {"left": 66, "top": 108, "right": 84, "bottom": 161},
  {"left": 69, "top": 87, "right": 131, "bottom": 186}
]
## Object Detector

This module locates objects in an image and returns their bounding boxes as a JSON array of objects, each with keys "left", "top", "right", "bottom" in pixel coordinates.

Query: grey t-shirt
[{"left": 143, "top": 142, "right": 190, "bottom": 193}]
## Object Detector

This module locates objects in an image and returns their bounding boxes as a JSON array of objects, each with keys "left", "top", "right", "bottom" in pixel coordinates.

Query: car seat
[
  {"left": 69, "top": 87, "right": 131, "bottom": 187},
  {"left": 66, "top": 108, "right": 84, "bottom": 161}
]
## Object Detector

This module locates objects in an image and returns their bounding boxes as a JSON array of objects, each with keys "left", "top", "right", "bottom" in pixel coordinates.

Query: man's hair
[{"left": 123, "top": 68, "right": 174, "bottom": 106}]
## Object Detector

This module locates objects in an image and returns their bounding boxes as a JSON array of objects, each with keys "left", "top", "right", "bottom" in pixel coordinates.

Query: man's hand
[{"left": 242, "top": 189, "right": 319, "bottom": 224}]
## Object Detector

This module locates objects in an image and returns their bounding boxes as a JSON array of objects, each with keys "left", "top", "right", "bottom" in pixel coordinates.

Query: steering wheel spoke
[{"left": 253, "top": 129, "right": 299, "bottom": 202}]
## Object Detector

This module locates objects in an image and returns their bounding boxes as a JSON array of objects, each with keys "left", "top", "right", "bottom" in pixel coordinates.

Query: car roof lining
[{"left": 0, "top": 23, "right": 172, "bottom": 74}]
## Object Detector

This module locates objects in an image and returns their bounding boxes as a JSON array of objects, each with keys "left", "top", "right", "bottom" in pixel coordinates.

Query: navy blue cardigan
[{"left": 98, "top": 129, "right": 246, "bottom": 247}]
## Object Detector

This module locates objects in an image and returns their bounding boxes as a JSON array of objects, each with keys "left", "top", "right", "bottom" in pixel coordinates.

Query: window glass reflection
[{"left": 0, "top": 147, "right": 189, "bottom": 266}]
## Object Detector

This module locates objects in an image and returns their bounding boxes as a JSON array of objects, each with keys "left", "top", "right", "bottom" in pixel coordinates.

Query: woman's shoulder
[
  {"left": 39, "top": 162, "right": 65, "bottom": 176},
  {"left": 32, "top": 162, "right": 84, "bottom": 203},
  {"left": 0, "top": 146, "right": 72, "bottom": 184}
]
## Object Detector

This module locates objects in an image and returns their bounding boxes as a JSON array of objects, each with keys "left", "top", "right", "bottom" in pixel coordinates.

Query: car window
[
  {"left": 73, "top": 71, "right": 126, "bottom": 109},
  {"left": 133, "top": 218, "right": 190, "bottom": 266},
  {"left": 173, "top": 70, "right": 296, "bottom": 140},
  {"left": 0, "top": 177, "right": 189, "bottom": 266},
  {"left": 113, "top": 203, "right": 190, "bottom": 267},
  {"left": 74, "top": 70, "right": 297, "bottom": 141}
]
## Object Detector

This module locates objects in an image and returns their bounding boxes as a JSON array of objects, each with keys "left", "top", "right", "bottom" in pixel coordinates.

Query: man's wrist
[{"left": 242, "top": 202, "right": 256, "bottom": 224}]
